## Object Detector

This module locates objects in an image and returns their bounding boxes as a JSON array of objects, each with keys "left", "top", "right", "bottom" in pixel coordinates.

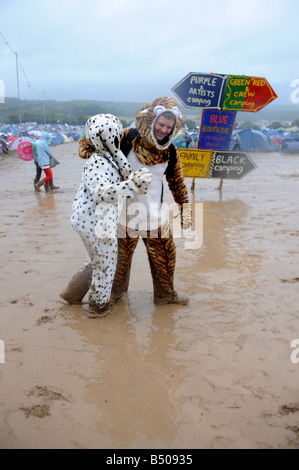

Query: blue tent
[
  {"left": 230, "top": 128, "right": 278, "bottom": 152},
  {"left": 50, "top": 131, "right": 65, "bottom": 144},
  {"left": 279, "top": 138, "right": 299, "bottom": 154}
]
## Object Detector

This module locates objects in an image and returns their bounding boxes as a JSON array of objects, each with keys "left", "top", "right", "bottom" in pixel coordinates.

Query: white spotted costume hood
[{"left": 85, "top": 114, "right": 132, "bottom": 179}]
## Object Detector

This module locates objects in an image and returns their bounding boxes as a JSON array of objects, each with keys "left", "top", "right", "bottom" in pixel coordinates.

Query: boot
[
  {"left": 34, "top": 180, "right": 45, "bottom": 192},
  {"left": 154, "top": 290, "right": 190, "bottom": 305},
  {"left": 44, "top": 183, "right": 50, "bottom": 192},
  {"left": 49, "top": 179, "right": 59, "bottom": 190},
  {"left": 60, "top": 264, "right": 92, "bottom": 304},
  {"left": 87, "top": 294, "right": 110, "bottom": 318},
  {"left": 110, "top": 265, "right": 131, "bottom": 304},
  {"left": 147, "top": 251, "right": 189, "bottom": 305}
]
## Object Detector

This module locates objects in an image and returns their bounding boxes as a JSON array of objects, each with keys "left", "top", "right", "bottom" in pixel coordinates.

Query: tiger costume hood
[{"left": 129, "top": 96, "right": 183, "bottom": 165}]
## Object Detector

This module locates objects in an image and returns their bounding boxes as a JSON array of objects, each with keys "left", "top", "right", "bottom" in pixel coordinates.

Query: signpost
[
  {"left": 197, "top": 109, "right": 236, "bottom": 150},
  {"left": 171, "top": 72, "right": 226, "bottom": 109},
  {"left": 222, "top": 75, "right": 278, "bottom": 112},
  {"left": 210, "top": 151, "right": 257, "bottom": 179},
  {"left": 179, "top": 149, "right": 213, "bottom": 178},
  {"left": 179, "top": 149, "right": 256, "bottom": 180},
  {"left": 172, "top": 71, "right": 277, "bottom": 188}
]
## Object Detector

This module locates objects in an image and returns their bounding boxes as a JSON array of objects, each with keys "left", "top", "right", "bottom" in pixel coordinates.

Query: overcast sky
[{"left": 1, "top": 0, "right": 298, "bottom": 106}]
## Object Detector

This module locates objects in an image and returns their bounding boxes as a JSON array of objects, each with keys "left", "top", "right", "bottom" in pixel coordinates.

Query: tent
[
  {"left": 50, "top": 131, "right": 65, "bottom": 144},
  {"left": 0, "top": 137, "right": 9, "bottom": 154},
  {"left": 279, "top": 138, "right": 299, "bottom": 154},
  {"left": 229, "top": 128, "right": 278, "bottom": 152},
  {"left": 173, "top": 137, "right": 188, "bottom": 149},
  {"left": 9, "top": 136, "right": 35, "bottom": 150}
]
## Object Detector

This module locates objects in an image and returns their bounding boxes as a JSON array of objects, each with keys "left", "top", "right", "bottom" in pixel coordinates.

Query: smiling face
[
  {"left": 153, "top": 114, "right": 176, "bottom": 143},
  {"left": 135, "top": 97, "right": 183, "bottom": 151}
]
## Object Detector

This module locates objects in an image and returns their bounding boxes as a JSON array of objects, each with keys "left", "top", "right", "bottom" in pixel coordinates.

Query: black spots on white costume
[{"left": 70, "top": 114, "right": 151, "bottom": 312}]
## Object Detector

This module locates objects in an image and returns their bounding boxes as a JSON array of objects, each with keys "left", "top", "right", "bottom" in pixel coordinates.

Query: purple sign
[{"left": 172, "top": 73, "right": 227, "bottom": 109}]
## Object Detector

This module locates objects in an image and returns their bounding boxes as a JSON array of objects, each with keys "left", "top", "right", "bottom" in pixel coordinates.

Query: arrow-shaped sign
[
  {"left": 222, "top": 75, "right": 278, "bottom": 112},
  {"left": 210, "top": 151, "right": 257, "bottom": 179},
  {"left": 172, "top": 72, "right": 226, "bottom": 109},
  {"left": 179, "top": 149, "right": 213, "bottom": 178},
  {"left": 178, "top": 149, "right": 257, "bottom": 180}
]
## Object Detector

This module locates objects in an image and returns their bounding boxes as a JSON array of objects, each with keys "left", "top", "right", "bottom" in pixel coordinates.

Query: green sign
[{"left": 222, "top": 75, "right": 278, "bottom": 112}]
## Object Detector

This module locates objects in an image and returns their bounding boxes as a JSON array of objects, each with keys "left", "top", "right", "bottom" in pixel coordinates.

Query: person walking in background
[
  {"left": 34, "top": 132, "right": 59, "bottom": 192},
  {"left": 32, "top": 139, "right": 42, "bottom": 188}
]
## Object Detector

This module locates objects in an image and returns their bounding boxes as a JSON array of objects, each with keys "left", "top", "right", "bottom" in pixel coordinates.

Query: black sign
[{"left": 211, "top": 151, "right": 257, "bottom": 179}]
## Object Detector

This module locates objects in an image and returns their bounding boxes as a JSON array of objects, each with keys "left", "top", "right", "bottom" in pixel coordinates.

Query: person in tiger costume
[
  {"left": 60, "top": 96, "right": 191, "bottom": 309},
  {"left": 112, "top": 96, "right": 192, "bottom": 305}
]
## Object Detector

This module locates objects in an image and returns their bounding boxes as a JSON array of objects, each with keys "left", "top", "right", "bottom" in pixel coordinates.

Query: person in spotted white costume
[{"left": 60, "top": 114, "right": 151, "bottom": 316}]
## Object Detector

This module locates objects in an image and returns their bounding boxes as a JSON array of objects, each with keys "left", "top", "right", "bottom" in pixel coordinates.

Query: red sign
[{"left": 222, "top": 75, "right": 278, "bottom": 112}]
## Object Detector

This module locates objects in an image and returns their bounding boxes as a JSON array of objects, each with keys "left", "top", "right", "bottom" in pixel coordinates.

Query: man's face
[{"left": 154, "top": 115, "right": 175, "bottom": 143}]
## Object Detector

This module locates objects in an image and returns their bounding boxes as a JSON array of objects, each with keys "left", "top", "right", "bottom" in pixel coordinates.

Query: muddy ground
[{"left": 0, "top": 141, "right": 299, "bottom": 449}]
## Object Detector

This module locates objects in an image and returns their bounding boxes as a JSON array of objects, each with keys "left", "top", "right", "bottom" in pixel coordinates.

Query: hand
[{"left": 129, "top": 168, "right": 152, "bottom": 195}]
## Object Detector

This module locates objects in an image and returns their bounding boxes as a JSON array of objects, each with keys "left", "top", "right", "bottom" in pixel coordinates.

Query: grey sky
[{"left": 1, "top": 0, "right": 298, "bottom": 105}]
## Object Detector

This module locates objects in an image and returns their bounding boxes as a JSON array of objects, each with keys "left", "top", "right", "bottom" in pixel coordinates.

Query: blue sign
[
  {"left": 172, "top": 72, "right": 227, "bottom": 109},
  {"left": 198, "top": 109, "right": 236, "bottom": 151}
]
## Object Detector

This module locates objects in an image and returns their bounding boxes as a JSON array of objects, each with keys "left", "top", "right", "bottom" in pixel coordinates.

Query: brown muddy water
[{"left": 0, "top": 142, "right": 299, "bottom": 449}]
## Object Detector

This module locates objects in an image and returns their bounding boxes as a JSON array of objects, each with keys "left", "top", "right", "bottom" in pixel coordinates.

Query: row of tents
[
  {"left": 0, "top": 123, "right": 84, "bottom": 154},
  {"left": 1, "top": 122, "right": 299, "bottom": 155},
  {"left": 173, "top": 126, "right": 299, "bottom": 154}
]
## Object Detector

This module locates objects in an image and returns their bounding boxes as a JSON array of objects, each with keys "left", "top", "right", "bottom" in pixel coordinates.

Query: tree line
[
  {"left": 0, "top": 98, "right": 144, "bottom": 126},
  {"left": 2, "top": 97, "right": 297, "bottom": 130}
]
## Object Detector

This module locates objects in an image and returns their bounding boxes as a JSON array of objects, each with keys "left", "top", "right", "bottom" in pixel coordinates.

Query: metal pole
[{"left": 15, "top": 52, "right": 21, "bottom": 124}]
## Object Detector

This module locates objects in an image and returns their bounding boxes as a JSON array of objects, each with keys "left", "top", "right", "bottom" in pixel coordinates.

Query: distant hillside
[
  {"left": 1, "top": 97, "right": 298, "bottom": 126},
  {"left": 0, "top": 98, "right": 144, "bottom": 126}
]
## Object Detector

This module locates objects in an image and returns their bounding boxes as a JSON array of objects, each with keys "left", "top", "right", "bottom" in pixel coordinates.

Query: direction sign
[
  {"left": 172, "top": 72, "right": 227, "bottom": 109},
  {"left": 211, "top": 151, "right": 257, "bottom": 179},
  {"left": 198, "top": 109, "right": 236, "bottom": 151},
  {"left": 222, "top": 75, "right": 277, "bottom": 112},
  {"left": 179, "top": 149, "right": 213, "bottom": 178}
]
